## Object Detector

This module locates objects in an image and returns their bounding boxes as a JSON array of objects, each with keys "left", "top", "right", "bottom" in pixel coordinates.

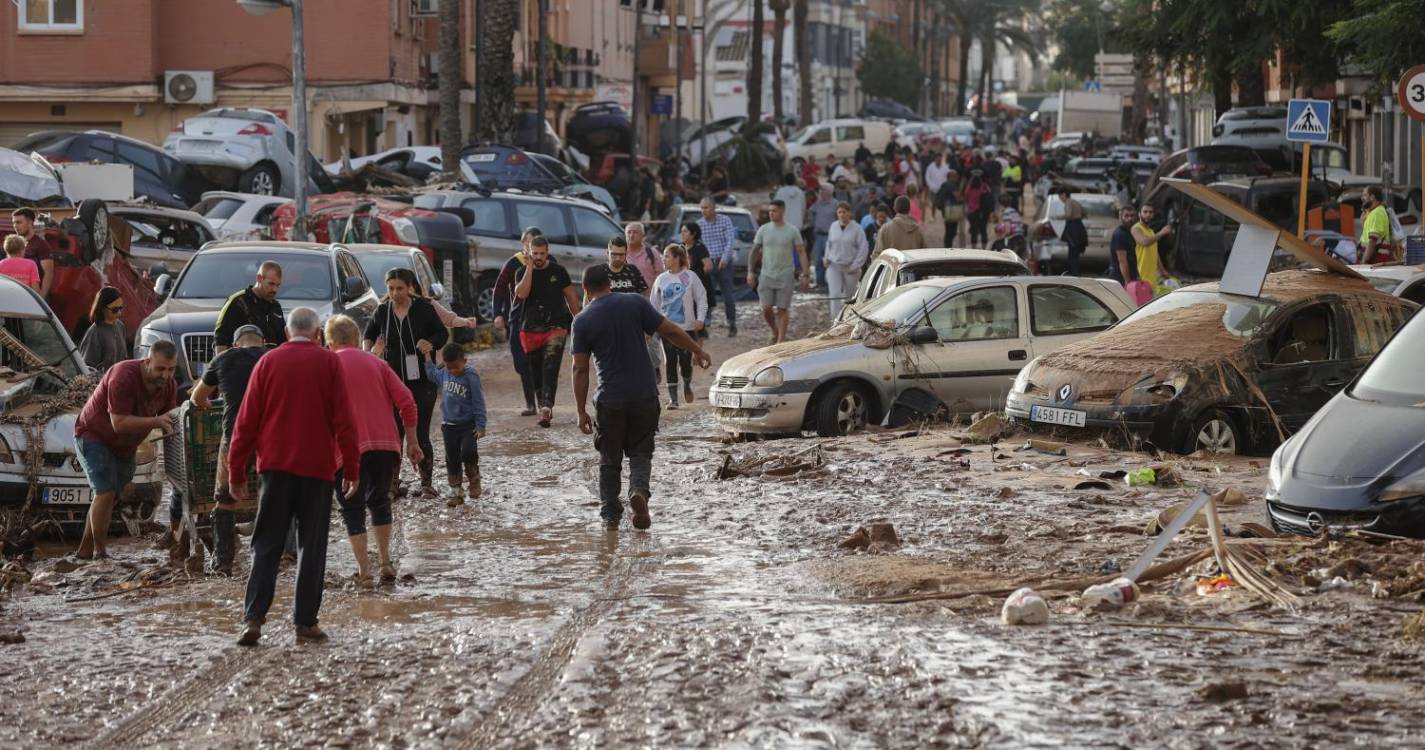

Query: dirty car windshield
[
  {"left": 175, "top": 253, "right": 332, "bottom": 300},
  {"left": 1116, "top": 290, "right": 1278, "bottom": 336},
  {"left": 1352, "top": 312, "right": 1425, "bottom": 402},
  {"left": 0, "top": 316, "right": 81, "bottom": 390},
  {"left": 854, "top": 284, "right": 944, "bottom": 326}
]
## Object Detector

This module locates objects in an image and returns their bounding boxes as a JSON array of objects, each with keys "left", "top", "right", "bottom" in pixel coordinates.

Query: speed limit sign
[{"left": 1398, "top": 64, "right": 1425, "bottom": 122}]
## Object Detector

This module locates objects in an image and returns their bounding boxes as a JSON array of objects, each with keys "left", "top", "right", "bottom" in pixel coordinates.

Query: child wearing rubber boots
[{"left": 426, "top": 343, "right": 487, "bottom": 507}]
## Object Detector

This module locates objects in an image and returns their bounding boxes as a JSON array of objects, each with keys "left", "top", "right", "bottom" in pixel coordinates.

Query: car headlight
[
  {"left": 1011, "top": 358, "right": 1038, "bottom": 394},
  {"left": 391, "top": 217, "right": 421, "bottom": 246},
  {"left": 1266, "top": 442, "right": 1286, "bottom": 496},
  {"left": 1121, "top": 372, "right": 1188, "bottom": 404},
  {"left": 752, "top": 366, "right": 784, "bottom": 388},
  {"left": 134, "top": 328, "right": 173, "bottom": 359}
]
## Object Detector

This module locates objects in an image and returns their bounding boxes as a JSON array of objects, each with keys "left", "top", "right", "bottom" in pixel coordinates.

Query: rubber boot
[
  {"left": 446, "top": 475, "right": 465, "bottom": 508},
  {"left": 465, "top": 463, "right": 482, "bottom": 499}
]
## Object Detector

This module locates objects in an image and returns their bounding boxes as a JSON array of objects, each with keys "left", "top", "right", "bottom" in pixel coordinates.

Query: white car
[
  {"left": 191, "top": 191, "right": 291, "bottom": 241},
  {"left": 709, "top": 275, "right": 1136, "bottom": 437},
  {"left": 1353, "top": 264, "right": 1425, "bottom": 304},
  {"left": 786, "top": 119, "right": 894, "bottom": 171},
  {"left": 939, "top": 118, "right": 977, "bottom": 147},
  {"left": 324, "top": 146, "right": 444, "bottom": 181},
  {"left": 164, "top": 107, "right": 334, "bottom": 198},
  {"left": 0, "top": 275, "right": 163, "bottom": 534},
  {"left": 840, "top": 247, "right": 1028, "bottom": 319}
]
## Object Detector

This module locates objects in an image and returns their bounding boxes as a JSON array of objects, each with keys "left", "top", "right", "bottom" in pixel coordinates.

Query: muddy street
[{"left": 1, "top": 297, "right": 1424, "bottom": 749}]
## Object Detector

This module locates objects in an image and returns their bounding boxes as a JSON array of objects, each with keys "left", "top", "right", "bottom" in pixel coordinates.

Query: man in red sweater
[{"left": 229, "top": 307, "right": 359, "bottom": 645}]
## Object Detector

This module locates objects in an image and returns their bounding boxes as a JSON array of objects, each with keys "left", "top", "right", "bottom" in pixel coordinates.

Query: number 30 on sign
[{"left": 1398, "top": 64, "right": 1425, "bottom": 122}]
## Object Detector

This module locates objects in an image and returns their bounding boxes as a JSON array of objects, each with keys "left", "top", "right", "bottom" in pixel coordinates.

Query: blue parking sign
[{"left": 1286, "top": 99, "right": 1331, "bottom": 143}]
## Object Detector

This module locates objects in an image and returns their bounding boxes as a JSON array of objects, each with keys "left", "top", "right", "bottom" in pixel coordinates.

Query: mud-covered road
[{"left": 2, "top": 294, "right": 1425, "bottom": 749}]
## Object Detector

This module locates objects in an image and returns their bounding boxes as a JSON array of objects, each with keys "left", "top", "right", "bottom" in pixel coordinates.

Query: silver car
[
  {"left": 109, "top": 203, "right": 216, "bottom": 276},
  {"left": 1030, "top": 192, "right": 1122, "bottom": 272},
  {"left": 709, "top": 276, "right": 1136, "bottom": 437},
  {"left": 164, "top": 107, "right": 334, "bottom": 198}
]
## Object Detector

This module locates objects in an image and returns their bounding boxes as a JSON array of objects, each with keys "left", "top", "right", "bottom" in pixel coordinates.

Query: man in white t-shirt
[{"left": 925, "top": 153, "right": 951, "bottom": 221}]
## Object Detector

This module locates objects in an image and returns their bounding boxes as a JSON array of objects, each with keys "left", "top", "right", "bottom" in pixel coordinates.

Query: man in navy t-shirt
[
  {"left": 1107, "top": 204, "right": 1139, "bottom": 285},
  {"left": 571, "top": 265, "right": 711, "bottom": 531}
]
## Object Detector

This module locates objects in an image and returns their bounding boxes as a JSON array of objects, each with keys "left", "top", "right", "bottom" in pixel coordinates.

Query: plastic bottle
[
  {"left": 1081, "top": 577, "right": 1140, "bottom": 610},
  {"left": 1001, "top": 587, "right": 1050, "bottom": 625},
  {"left": 1124, "top": 468, "right": 1157, "bottom": 487}
]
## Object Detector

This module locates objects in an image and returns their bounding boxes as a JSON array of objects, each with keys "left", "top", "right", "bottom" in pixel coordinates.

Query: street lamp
[{"left": 237, "top": 0, "right": 309, "bottom": 241}]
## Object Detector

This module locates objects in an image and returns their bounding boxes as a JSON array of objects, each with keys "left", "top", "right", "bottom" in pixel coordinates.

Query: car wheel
[
  {"left": 815, "top": 382, "right": 869, "bottom": 437},
  {"left": 1188, "top": 409, "right": 1241, "bottom": 455},
  {"left": 475, "top": 271, "right": 498, "bottom": 323},
  {"left": 240, "top": 164, "right": 280, "bottom": 196},
  {"left": 76, "top": 198, "right": 110, "bottom": 263}
]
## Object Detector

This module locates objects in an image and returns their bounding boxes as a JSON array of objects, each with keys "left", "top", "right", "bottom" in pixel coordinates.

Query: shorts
[
  {"left": 76, "top": 437, "right": 136, "bottom": 495},
  {"left": 757, "top": 282, "right": 794, "bottom": 309}
]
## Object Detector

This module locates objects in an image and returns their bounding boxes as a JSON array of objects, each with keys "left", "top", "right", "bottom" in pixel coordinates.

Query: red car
[
  {"left": 0, "top": 201, "right": 160, "bottom": 345},
  {"left": 270, "top": 192, "right": 469, "bottom": 268}
]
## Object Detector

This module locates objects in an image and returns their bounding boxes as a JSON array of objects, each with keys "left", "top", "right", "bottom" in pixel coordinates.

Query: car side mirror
[
  {"left": 342, "top": 275, "right": 368, "bottom": 302},
  {"left": 429, "top": 282, "right": 446, "bottom": 300},
  {"left": 154, "top": 274, "right": 174, "bottom": 299},
  {"left": 909, "top": 325, "right": 939, "bottom": 345}
]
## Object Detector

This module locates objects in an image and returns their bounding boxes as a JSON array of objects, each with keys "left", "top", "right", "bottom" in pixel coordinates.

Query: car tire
[
  {"left": 239, "top": 164, "right": 280, "bottom": 196},
  {"left": 76, "top": 198, "right": 110, "bottom": 263},
  {"left": 1187, "top": 408, "right": 1242, "bottom": 455},
  {"left": 814, "top": 382, "right": 870, "bottom": 437},
  {"left": 475, "top": 270, "right": 499, "bottom": 323}
]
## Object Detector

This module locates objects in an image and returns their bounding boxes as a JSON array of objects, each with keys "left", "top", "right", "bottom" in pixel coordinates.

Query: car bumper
[
  {"left": 1005, "top": 392, "right": 1170, "bottom": 441},
  {"left": 0, "top": 462, "right": 163, "bottom": 518},
  {"left": 709, "top": 387, "right": 812, "bottom": 434},
  {"left": 166, "top": 139, "right": 263, "bottom": 170},
  {"left": 1266, "top": 496, "right": 1425, "bottom": 539}
]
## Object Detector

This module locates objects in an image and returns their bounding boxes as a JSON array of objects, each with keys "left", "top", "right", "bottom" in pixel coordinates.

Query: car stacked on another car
[
  {"left": 710, "top": 275, "right": 1135, "bottom": 438},
  {"left": 192, "top": 191, "right": 292, "bottom": 241},
  {"left": 108, "top": 202, "right": 216, "bottom": 276},
  {"left": 164, "top": 107, "right": 335, "bottom": 198},
  {"left": 13, "top": 129, "right": 214, "bottom": 209},
  {"left": 1006, "top": 271, "right": 1418, "bottom": 455}
]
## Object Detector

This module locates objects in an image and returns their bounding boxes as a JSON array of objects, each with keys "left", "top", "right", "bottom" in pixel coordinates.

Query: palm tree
[
  {"left": 438, "top": 0, "right": 462, "bottom": 177},
  {"left": 748, "top": 0, "right": 765, "bottom": 125},
  {"left": 794, "top": 0, "right": 812, "bottom": 126},
  {"left": 943, "top": 0, "right": 1038, "bottom": 116},
  {"left": 770, "top": 0, "right": 788, "bottom": 124},
  {"left": 475, "top": 0, "right": 518, "bottom": 143}
]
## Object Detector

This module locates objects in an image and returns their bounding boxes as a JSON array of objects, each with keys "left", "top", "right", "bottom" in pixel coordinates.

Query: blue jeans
[
  {"left": 76, "top": 437, "right": 136, "bottom": 495},
  {"left": 812, "top": 233, "right": 829, "bottom": 288},
  {"left": 708, "top": 260, "right": 737, "bottom": 330}
]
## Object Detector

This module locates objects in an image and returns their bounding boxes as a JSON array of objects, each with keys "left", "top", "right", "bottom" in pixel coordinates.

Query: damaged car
[
  {"left": 0, "top": 274, "right": 162, "bottom": 533},
  {"left": 1005, "top": 271, "right": 1418, "bottom": 455},
  {"left": 710, "top": 276, "right": 1134, "bottom": 437},
  {"left": 1265, "top": 307, "right": 1425, "bottom": 537}
]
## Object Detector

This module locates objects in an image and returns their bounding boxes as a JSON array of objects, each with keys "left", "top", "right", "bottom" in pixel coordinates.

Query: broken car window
[{"left": 0, "top": 316, "right": 81, "bottom": 391}]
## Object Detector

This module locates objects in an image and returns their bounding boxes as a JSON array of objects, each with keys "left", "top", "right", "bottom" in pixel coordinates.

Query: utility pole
[
  {"left": 473, "top": 0, "right": 483, "bottom": 140},
  {"left": 631, "top": 0, "right": 643, "bottom": 159},
  {"left": 291, "top": 0, "right": 307, "bottom": 241},
  {"left": 674, "top": 0, "right": 683, "bottom": 162},
  {"left": 536, "top": 0, "right": 547, "bottom": 155}
]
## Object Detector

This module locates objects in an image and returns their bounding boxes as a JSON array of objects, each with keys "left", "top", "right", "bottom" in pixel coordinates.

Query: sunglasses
[{"left": 108, "top": 304, "right": 126, "bottom": 313}]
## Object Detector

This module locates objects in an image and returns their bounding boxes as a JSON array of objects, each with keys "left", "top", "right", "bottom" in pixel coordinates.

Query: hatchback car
[
  {"left": 164, "top": 107, "right": 335, "bottom": 198},
  {"left": 1005, "top": 271, "right": 1418, "bottom": 455},
  {"left": 1030, "top": 193, "right": 1122, "bottom": 272},
  {"left": 137, "top": 242, "right": 380, "bottom": 384},
  {"left": 841, "top": 247, "right": 1028, "bottom": 318},
  {"left": 1265, "top": 307, "right": 1425, "bottom": 537},
  {"left": 13, "top": 129, "right": 213, "bottom": 209},
  {"left": 1353, "top": 263, "right": 1425, "bottom": 304},
  {"left": 710, "top": 276, "right": 1135, "bottom": 438},
  {"left": 192, "top": 191, "right": 291, "bottom": 241}
]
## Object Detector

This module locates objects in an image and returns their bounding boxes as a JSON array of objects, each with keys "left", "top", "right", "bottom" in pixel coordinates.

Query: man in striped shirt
[{"left": 696, "top": 197, "right": 738, "bottom": 337}]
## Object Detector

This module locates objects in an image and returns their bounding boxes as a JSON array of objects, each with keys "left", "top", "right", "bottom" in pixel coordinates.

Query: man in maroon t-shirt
[
  {"left": 9, "top": 208, "right": 54, "bottom": 299},
  {"left": 73, "top": 341, "right": 179, "bottom": 558}
]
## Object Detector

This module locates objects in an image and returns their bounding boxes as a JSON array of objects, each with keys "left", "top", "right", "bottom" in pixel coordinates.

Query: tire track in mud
[
  {"left": 85, "top": 644, "right": 285, "bottom": 749},
  {"left": 453, "top": 536, "right": 658, "bottom": 750}
]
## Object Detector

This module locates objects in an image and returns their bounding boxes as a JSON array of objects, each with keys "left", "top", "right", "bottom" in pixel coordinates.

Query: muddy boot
[
  {"left": 629, "top": 488, "right": 652, "bottom": 531},
  {"left": 684, "top": 383, "right": 695, "bottom": 404},
  {"left": 446, "top": 476, "right": 465, "bottom": 508},
  {"left": 419, "top": 469, "right": 438, "bottom": 499},
  {"left": 237, "top": 620, "right": 262, "bottom": 647},
  {"left": 465, "top": 463, "right": 482, "bottom": 499}
]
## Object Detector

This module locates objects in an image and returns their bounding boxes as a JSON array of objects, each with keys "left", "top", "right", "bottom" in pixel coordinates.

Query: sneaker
[
  {"left": 295, "top": 624, "right": 328, "bottom": 642},
  {"left": 629, "top": 489, "right": 652, "bottom": 531},
  {"left": 666, "top": 400, "right": 679, "bottom": 410},
  {"left": 538, "top": 407, "right": 552, "bottom": 428},
  {"left": 237, "top": 621, "right": 262, "bottom": 647}
]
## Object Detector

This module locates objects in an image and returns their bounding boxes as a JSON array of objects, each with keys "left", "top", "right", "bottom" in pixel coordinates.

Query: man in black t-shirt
[
  {"left": 190, "top": 324, "right": 268, "bottom": 575},
  {"left": 215, "top": 261, "right": 287, "bottom": 353},
  {"left": 515, "top": 237, "right": 582, "bottom": 427},
  {"left": 587, "top": 236, "right": 648, "bottom": 301},
  {"left": 1107, "top": 204, "right": 1139, "bottom": 285}
]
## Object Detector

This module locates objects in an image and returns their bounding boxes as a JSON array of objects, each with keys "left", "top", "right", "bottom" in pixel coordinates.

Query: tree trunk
[
  {"left": 771, "top": 1, "right": 787, "bottom": 124},
  {"left": 955, "top": 29, "right": 971, "bottom": 116},
  {"left": 913, "top": 0, "right": 923, "bottom": 114},
  {"left": 476, "top": 0, "right": 517, "bottom": 143},
  {"left": 1234, "top": 62, "right": 1266, "bottom": 107},
  {"left": 1131, "top": 54, "right": 1149, "bottom": 144},
  {"left": 794, "top": 0, "right": 811, "bottom": 126},
  {"left": 438, "top": 0, "right": 462, "bottom": 176},
  {"left": 977, "top": 32, "right": 992, "bottom": 116},
  {"left": 1210, "top": 63, "right": 1233, "bottom": 120},
  {"left": 748, "top": 0, "right": 764, "bottom": 125}
]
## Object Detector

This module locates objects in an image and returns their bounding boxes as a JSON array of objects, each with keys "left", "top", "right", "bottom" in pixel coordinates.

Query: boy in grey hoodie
[{"left": 426, "top": 343, "right": 488, "bottom": 506}]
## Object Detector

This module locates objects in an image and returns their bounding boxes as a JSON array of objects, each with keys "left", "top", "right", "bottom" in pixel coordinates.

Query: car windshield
[
  {"left": 1352, "top": 310, "right": 1425, "bottom": 402},
  {"left": 1363, "top": 273, "right": 1403, "bottom": 294},
  {"left": 356, "top": 254, "right": 410, "bottom": 290},
  {"left": 1116, "top": 290, "right": 1279, "bottom": 336},
  {"left": 175, "top": 252, "right": 332, "bottom": 300},
  {"left": 853, "top": 284, "right": 943, "bottom": 326},
  {"left": 197, "top": 198, "right": 243, "bottom": 221},
  {"left": 0, "top": 315, "right": 81, "bottom": 391}
]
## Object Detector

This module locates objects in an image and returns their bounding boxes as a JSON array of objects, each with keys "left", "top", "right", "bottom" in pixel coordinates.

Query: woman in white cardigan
[{"left": 650, "top": 243, "right": 708, "bottom": 408}]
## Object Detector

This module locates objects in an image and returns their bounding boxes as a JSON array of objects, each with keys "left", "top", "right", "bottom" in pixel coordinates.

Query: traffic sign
[
  {"left": 650, "top": 94, "right": 673, "bottom": 115},
  {"left": 1286, "top": 98, "right": 1331, "bottom": 143},
  {"left": 1397, "top": 64, "right": 1425, "bottom": 122}
]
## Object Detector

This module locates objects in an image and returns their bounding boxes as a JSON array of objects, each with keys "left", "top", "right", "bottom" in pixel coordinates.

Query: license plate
[
  {"left": 713, "top": 392, "right": 740, "bottom": 408},
  {"left": 466, "top": 153, "right": 497, "bottom": 162},
  {"left": 42, "top": 486, "right": 93, "bottom": 505},
  {"left": 1030, "top": 405, "right": 1086, "bottom": 428}
]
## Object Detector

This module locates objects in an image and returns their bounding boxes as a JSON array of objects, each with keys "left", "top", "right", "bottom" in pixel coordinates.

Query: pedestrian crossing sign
[{"left": 1286, "top": 98, "right": 1331, "bottom": 143}]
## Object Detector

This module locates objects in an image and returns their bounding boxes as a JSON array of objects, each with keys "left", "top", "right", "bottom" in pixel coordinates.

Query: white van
[{"left": 785, "top": 119, "right": 894, "bottom": 170}]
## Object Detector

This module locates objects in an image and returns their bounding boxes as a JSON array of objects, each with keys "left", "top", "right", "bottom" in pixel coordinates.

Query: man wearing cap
[{"left": 190, "top": 323, "right": 268, "bottom": 575}]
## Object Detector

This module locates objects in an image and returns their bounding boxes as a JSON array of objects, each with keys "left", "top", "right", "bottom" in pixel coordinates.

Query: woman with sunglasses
[{"left": 78, "top": 287, "right": 130, "bottom": 371}]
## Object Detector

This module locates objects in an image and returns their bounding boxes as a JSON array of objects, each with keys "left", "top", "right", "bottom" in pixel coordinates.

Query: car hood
[
  {"left": 144, "top": 297, "right": 335, "bottom": 334},
  {"left": 718, "top": 334, "right": 863, "bottom": 379},
  {"left": 1278, "top": 393, "right": 1425, "bottom": 489}
]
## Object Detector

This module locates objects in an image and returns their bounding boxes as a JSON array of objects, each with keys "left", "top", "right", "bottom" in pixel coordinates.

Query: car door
[
  {"left": 1024, "top": 283, "right": 1121, "bottom": 359},
  {"left": 1181, "top": 201, "right": 1229, "bottom": 277},
  {"left": 912, "top": 285, "right": 1030, "bottom": 414},
  {"left": 835, "top": 125, "right": 866, "bottom": 160},
  {"left": 334, "top": 250, "right": 375, "bottom": 324},
  {"left": 1253, "top": 303, "right": 1350, "bottom": 432}
]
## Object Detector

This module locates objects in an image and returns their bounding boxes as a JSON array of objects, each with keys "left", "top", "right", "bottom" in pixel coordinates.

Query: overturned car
[
  {"left": 0, "top": 276, "right": 162, "bottom": 534},
  {"left": 1005, "top": 271, "right": 1417, "bottom": 455}
]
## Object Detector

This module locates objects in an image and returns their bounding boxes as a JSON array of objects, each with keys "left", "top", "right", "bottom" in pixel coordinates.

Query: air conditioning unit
[
  {"left": 411, "top": 0, "right": 437, "bottom": 16},
  {"left": 164, "top": 71, "right": 216, "bottom": 105}
]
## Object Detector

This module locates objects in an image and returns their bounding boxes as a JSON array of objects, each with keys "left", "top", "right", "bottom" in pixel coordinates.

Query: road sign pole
[{"left": 1297, "top": 143, "right": 1311, "bottom": 239}]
